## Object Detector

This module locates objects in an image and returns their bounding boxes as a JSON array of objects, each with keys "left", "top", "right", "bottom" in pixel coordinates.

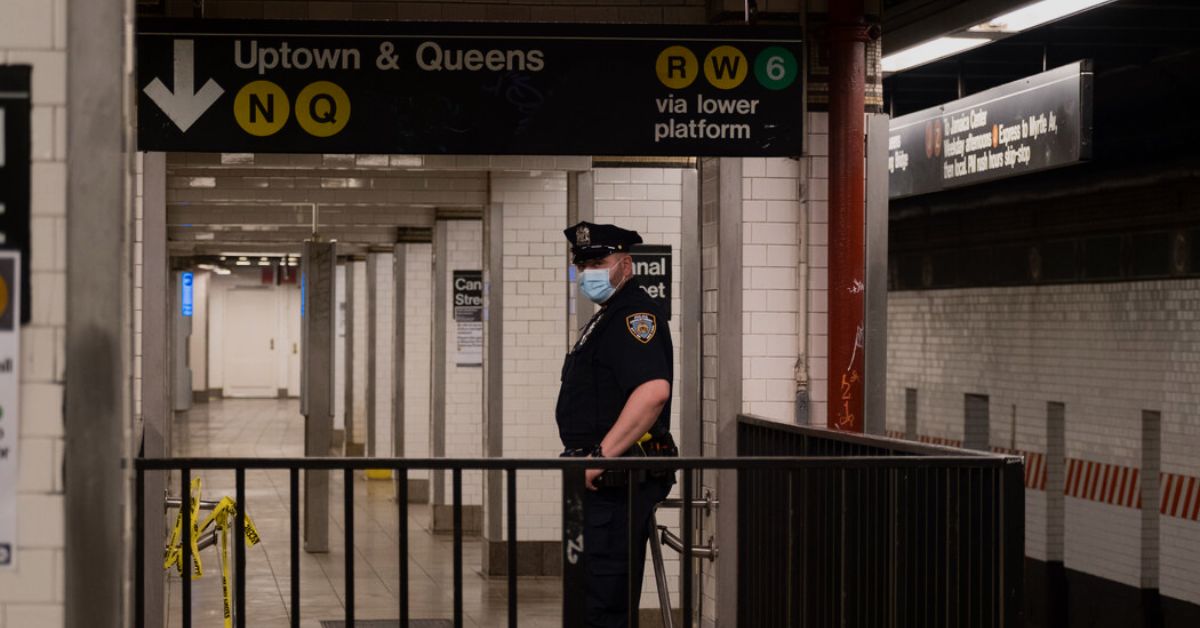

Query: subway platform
[{"left": 166, "top": 399, "right": 560, "bottom": 628}]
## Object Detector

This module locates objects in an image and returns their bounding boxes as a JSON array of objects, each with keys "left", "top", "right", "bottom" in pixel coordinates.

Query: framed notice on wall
[
  {"left": 0, "top": 252, "right": 21, "bottom": 570},
  {"left": 452, "top": 270, "right": 483, "bottom": 367},
  {"left": 0, "top": 67, "right": 31, "bottom": 324}
]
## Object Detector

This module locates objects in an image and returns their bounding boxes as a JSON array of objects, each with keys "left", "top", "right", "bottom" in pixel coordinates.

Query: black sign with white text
[
  {"left": 136, "top": 19, "right": 803, "bottom": 156},
  {"left": 452, "top": 270, "right": 483, "bottom": 367},
  {"left": 631, "top": 245, "right": 672, "bottom": 319},
  {"left": 452, "top": 270, "right": 483, "bottom": 322},
  {"left": 888, "top": 61, "right": 1092, "bottom": 199},
  {"left": 0, "top": 67, "right": 30, "bottom": 324}
]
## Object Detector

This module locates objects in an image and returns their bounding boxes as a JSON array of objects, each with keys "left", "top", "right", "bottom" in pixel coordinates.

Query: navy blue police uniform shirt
[{"left": 556, "top": 283, "right": 673, "bottom": 450}]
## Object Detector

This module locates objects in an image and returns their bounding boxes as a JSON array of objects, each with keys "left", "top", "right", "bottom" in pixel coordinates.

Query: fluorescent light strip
[
  {"left": 970, "top": 0, "right": 1116, "bottom": 33},
  {"left": 882, "top": 37, "right": 990, "bottom": 73}
]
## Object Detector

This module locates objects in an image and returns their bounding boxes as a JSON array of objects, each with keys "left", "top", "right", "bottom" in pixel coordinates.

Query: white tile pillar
[
  {"left": 482, "top": 171, "right": 569, "bottom": 576},
  {"left": 432, "top": 218, "right": 485, "bottom": 532}
]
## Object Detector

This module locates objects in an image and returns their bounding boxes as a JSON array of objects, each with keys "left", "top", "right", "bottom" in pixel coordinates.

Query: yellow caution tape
[
  {"left": 163, "top": 478, "right": 204, "bottom": 578},
  {"left": 162, "top": 479, "right": 263, "bottom": 628}
]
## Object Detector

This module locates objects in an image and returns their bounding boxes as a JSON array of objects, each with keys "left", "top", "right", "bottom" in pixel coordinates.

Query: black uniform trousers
[{"left": 583, "top": 476, "right": 673, "bottom": 628}]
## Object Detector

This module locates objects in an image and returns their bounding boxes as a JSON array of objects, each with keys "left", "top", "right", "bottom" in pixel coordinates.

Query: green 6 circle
[{"left": 754, "top": 46, "right": 798, "bottom": 90}]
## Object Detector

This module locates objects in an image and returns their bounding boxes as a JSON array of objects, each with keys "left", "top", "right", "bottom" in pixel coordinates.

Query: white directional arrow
[{"left": 143, "top": 40, "right": 224, "bottom": 133}]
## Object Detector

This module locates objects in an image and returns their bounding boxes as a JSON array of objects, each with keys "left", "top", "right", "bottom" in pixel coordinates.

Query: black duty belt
[{"left": 560, "top": 433, "right": 679, "bottom": 488}]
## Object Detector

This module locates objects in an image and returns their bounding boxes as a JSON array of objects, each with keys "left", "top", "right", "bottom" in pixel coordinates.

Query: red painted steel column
[{"left": 827, "top": 0, "right": 868, "bottom": 432}]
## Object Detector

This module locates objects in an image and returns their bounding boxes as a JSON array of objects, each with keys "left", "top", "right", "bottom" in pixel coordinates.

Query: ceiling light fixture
[
  {"left": 196, "top": 263, "right": 232, "bottom": 276},
  {"left": 885, "top": 0, "right": 1116, "bottom": 75},
  {"left": 969, "top": 0, "right": 1116, "bottom": 33},
  {"left": 882, "top": 37, "right": 990, "bottom": 73}
]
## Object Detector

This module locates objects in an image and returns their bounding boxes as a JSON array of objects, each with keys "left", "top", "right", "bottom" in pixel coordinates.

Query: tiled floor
[{"left": 163, "top": 398, "right": 562, "bottom": 628}]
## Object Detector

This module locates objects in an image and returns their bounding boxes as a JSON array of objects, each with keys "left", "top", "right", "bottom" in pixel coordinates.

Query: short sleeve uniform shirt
[{"left": 556, "top": 285, "right": 673, "bottom": 450}]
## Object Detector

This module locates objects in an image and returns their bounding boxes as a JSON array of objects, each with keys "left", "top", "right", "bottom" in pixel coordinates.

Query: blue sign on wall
[{"left": 181, "top": 272, "right": 193, "bottom": 316}]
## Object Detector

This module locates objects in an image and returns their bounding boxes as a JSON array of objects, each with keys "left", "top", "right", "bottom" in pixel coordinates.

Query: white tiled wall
[
  {"left": 439, "top": 220, "right": 484, "bottom": 505},
  {"left": 592, "top": 166, "right": 685, "bottom": 608},
  {"left": 490, "top": 171, "right": 569, "bottom": 542},
  {"left": 0, "top": 1, "right": 68, "bottom": 624},
  {"left": 803, "top": 112, "right": 830, "bottom": 426},
  {"left": 695, "top": 138, "right": 824, "bottom": 625},
  {"left": 741, "top": 157, "right": 802, "bottom": 422},
  {"left": 698, "top": 157, "right": 720, "bottom": 627},
  {"left": 372, "top": 253, "right": 394, "bottom": 456},
  {"left": 593, "top": 167, "right": 684, "bottom": 442},
  {"left": 134, "top": 155, "right": 144, "bottom": 424},
  {"left": 888, "top": 281, "right": 1200, "bottom": 605},
  {"left": 404, "top": 244, "right": 433, "bottom": 479}
]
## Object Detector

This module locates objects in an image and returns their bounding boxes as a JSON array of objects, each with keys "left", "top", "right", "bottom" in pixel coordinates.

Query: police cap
[{"left": 564, "top": 221, "right": 643, "bottom": 264}]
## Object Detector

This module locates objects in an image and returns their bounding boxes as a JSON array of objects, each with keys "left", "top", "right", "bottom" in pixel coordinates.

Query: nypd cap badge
[{"left": 626, "top": 312, "right": 657, "bottom": 344}]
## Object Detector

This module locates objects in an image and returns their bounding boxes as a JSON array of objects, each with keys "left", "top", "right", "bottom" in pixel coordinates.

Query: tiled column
[
  {"left": 350, "top": 258, "right": 367, "bottom": 453},
  {"left": 482, "top": 171, "right": 569, "bottom": 576},
  {"left": 805, "top": 112, "right": 831, "bottom": 426},
  {"left": 593, "top": 166, "right": 688, "bottom": 609},
  {"left": 368, "top": 251, "right": 394, "bottom": 458},
  {"left": 698, "top": 157, "right": 745, "bottom": 627},
  {"left": 740, "top": 157, "right": 803, "bottom": 422},
  {"left": 402, "top": 243, "right": 433, "bottom": 500},
  {"left": 301, "top": 241, "right": 337, "bottom": 553},
  {"left": 432, "top": 218, "right": 484, "bottom": 532}
]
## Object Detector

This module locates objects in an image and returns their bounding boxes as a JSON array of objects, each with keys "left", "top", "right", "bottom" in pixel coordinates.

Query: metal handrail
[
  {"left": 658, "top": 526, "right": 718, "bottom": 561},
  {"left": 137, "top": 454, "right": 1017, "bottom": 471},
  {"left": 164, "top": 497, "right": 221, "bottom": 512},
  {"left": 659, "top": 487, "right": 719, "bottom": 517},
  {"left": 135, "top": 450, "right": 1024, "bottom": 628}
]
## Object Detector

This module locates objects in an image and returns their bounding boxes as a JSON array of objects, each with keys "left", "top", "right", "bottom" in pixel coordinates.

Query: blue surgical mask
[{"left": 579, "top": 268, "right": 616, "bottom": 304}]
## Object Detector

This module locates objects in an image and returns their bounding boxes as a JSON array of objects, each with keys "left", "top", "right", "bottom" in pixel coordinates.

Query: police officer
[{"left": 557, "top": 221, "right": 677, "bottom": 628}]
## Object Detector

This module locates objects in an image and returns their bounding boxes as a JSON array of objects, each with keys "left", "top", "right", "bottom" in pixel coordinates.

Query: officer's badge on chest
[{"left": 626, "top": 313, "right": 657, "bottom": 344}]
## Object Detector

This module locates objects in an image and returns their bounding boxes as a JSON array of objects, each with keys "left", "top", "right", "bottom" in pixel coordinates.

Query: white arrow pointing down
[{"left": 143, "top": 40, "right": 224, "bottom": 133}]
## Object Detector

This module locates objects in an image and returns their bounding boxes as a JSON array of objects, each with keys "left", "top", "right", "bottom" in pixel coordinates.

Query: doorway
[{"left": 223, "top": 287, "right": 278, "bottom": 397}]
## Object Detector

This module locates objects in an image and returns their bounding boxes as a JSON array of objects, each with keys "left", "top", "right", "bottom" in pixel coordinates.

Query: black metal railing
[
  {"left": 136, "top": 428, "right": 1022, "bottom": 628},
  {"left": 738, "top": 415, "right": 1025, "bottom": 628}
]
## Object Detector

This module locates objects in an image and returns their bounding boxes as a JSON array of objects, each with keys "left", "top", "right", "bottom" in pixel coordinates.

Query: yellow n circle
[{"left": 234, "top": 81, "right": 289, "bottom": 137}]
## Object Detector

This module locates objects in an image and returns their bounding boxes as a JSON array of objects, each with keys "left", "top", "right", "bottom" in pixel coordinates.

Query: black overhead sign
[
  {"left": 136, "top": 19, "right": 804, "bottom": 156},
  {"left": 888, "top": 61, "right": 1093, "bottom": 199},
  {"left": 0, "top": 66, "right": 31, "bottom": 324},
  {"left": 631, "top": 245, "right": 672, "bottom": 319}
]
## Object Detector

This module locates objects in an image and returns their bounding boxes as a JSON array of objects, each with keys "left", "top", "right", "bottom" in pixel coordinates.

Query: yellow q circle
[
  {"left": 296, "top": 81, "right": 350, "bottom": 138},
  {"left": 703, "top": 46, "right": 748, "bottom": 90},
  {"left": 656, "top": 46, "right": 698, "bottom": 89},
  {"left": 233, "top": 81, "right": 289, "bottom": 137}
]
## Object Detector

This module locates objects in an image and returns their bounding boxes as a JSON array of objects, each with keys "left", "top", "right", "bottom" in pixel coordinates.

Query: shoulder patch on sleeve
[{"left": 625, "top": 313, "right": 657, "bottom": 344}]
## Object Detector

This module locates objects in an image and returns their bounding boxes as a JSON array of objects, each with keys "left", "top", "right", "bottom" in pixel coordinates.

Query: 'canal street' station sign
[{"left": 137, "top": 20, "right": 804, "bottom": 156}]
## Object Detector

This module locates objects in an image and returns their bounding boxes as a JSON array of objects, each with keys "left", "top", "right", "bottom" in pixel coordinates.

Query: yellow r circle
[{"left": 656, "top": 46, "right": 698, "bottom": 89}]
